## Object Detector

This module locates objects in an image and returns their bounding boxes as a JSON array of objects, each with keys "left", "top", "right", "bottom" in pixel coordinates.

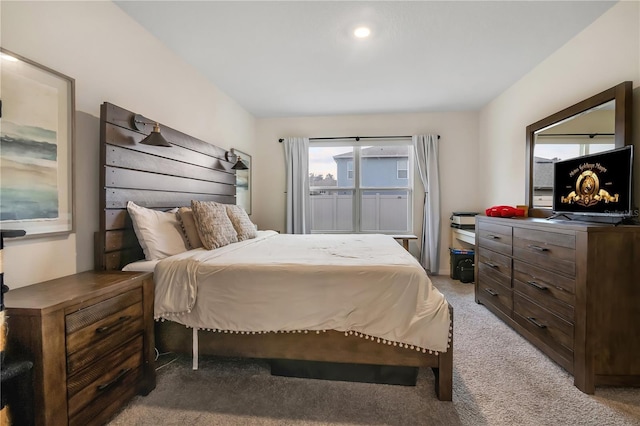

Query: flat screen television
[{"left": 552, "top": 145, "right": 633, "bottom": 217}]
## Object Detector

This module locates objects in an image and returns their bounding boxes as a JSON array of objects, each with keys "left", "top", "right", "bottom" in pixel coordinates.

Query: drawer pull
[
  {"left": 486, "top": 234, "right": 500, "bottom": 240},
  {"left": 484, "top": 262, "right": 499, "bottom": 269},
  {"left": 96, "top": 315, "right": 131, "bottom": 334},
  {"left": 484, "top": 288, "right": 498, "bottom": 297},
  {"left": 527, "top": 280, "right": 548, "bottom": 291},
  {"left": 526, "top": 317, "right": 547, "bottom": 329},
  {"left": 527, "top": 244, "right": 549, "bottom": 252},
  {"left": 97, "top": 368, "right": 131, "bottom": 391}
]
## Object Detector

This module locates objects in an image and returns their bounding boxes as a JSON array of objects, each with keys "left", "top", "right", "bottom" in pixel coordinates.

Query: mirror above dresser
[{"left": 525, "top": 81, "right": 632, "bottom": 216}]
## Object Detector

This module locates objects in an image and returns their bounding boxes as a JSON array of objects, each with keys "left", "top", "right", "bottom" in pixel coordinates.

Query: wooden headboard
[{"left": 95, "top": 102, "right": 236, "bottom": 270}]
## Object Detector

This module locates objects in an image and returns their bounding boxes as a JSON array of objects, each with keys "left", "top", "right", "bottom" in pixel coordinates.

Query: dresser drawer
[
  {"left": 513, "top": 260, "right": 575, "bottom": 324},
  {"left": 512, "top": 229, "right": 575, "bottom": 276},
  {"left": 478, "top": 261, "right": 511, "bottom": 289},
  {"left": 67, "top": 335, "right": 143, "bottom": 421},
  {"left": 478, "top": 222, "right": 512, "bottom": 256},
  {"left": 514, "top": 279, "right": 574, "bottom": 323},
  {"left": 66, "top": 289, "right": 144, "bottom": 375},
  {"left": 513, "top": 293, "right": 574, "bottom": 361},
  {"left": 513, "top": 227, "right": 575, "bottom": 250},
  {"left": 477, "top": 275, "right": 513, "bottom": 317},
  {"left": 477, "top": 249, "right": 511, "bottom": 278}
]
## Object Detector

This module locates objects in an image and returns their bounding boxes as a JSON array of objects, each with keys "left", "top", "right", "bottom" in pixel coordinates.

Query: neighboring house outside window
[
  {"left": 397, "top": 159, "right": 408, "bottom": 179},
  {"left": 309, "top": 143, "right": 413, "bottom": 234},
  {"left": 346, "top": 161, "right": 354, "bottom": 180}
]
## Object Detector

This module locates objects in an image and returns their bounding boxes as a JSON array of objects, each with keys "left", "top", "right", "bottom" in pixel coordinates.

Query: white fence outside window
[{"left": 310, "top": 192, "right": 408, "bottom": 232}]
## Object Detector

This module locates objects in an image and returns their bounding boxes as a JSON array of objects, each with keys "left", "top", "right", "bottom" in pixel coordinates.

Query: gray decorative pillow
[
  {"left": 176, "top": 207, "right": 203, "bottom": 249},
  {"left": 191, "top": 200, "right": 238, "bottom": 250},
  {"left": 225, "top": 204, "right": 257, "bottom": 241}
]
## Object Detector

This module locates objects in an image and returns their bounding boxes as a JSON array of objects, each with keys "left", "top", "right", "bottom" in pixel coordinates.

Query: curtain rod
[
  {"left": 537, "top": 133, "right": 614, "bottom": 138},
  {"left": 278, "top": 135, "right": 440, "bottom": 143}
]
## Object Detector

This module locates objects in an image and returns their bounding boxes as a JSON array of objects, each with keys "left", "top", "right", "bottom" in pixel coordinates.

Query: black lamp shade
[
  {"left": 140, "top": 123, "right": 172, "bottom": 147},
  {"left": 232, "top": 156, "right": 249, "bottom": 170},
  {"left": 131, "top": 115, "right": 171, "bottom": 147}
]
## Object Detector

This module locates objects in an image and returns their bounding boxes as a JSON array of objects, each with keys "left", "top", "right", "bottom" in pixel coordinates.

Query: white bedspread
[{"left": 153, "top": 231, "right": 451, "bottom": 353}]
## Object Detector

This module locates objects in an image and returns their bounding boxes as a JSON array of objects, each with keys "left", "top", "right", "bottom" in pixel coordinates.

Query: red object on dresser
[{"left": 485, "top": 205, "right": 526, "bottom": 218}]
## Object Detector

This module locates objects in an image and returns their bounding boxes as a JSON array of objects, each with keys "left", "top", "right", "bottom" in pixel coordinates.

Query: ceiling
[{"left": 116, "top": 1, "right": 616, "bottom": 118}]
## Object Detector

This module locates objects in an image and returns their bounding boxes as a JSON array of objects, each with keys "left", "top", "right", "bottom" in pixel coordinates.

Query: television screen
[{"left": 552, "top": 145, "right": 633, "bottom": 217}]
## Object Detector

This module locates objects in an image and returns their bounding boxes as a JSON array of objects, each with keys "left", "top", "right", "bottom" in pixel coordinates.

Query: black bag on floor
[{"left": 456, "top": 258, "right": 475, "bottom": 283}]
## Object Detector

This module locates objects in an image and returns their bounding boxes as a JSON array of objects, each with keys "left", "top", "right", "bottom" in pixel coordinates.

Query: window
[
  {"left": 308, "top": 141, "right": 413, "bottom": 234},
  {"left": 347, "top": 161, "right": 354, "bottom": 180},
  {"left": 397, "top": 160, "right": 408, "bottom": 179}
]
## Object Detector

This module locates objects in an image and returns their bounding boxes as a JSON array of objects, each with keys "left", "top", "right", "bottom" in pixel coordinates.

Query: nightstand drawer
[
  {"left": 66, "top": 288, "right": 142, "bottom": 336},
  {"left": 67, "top": 335, "right": 143, "bottom": 421},
  {"left": 66, "top": 290, "right": 144, "bottom": 375}
]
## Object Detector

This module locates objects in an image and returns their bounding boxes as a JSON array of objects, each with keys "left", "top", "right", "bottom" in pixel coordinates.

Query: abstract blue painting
[{"left": 0, "top": 49, "right": 74, "bottom": 236}]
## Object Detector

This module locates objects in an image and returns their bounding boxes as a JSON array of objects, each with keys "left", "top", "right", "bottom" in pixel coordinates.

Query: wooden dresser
[
  {"left": 474, "top": 216, "right": 640, "bottom": 394},
  {"left": 5, "top": 271, "right": 156, "bottom": 425}
]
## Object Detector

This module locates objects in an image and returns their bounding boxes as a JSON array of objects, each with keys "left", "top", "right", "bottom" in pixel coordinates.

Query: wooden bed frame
[{"left": 95, "top": 102, "right": 453, "bottom": 401}]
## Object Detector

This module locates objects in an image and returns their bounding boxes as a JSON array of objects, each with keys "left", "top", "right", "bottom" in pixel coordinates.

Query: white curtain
[
  {"left": 413, "top": 135, "right": 441, "bottom": 273},
  {"left": 283, "top": 137, "right": 311, "bottom": 234}
]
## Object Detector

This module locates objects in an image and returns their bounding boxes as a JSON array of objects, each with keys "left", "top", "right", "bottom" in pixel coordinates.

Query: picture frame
[
  {"left": 233, "top": 148, "right": 252, "bottom": 215},
  {"left": 0, "top": 48, "right": 75, "bottom": 237}
]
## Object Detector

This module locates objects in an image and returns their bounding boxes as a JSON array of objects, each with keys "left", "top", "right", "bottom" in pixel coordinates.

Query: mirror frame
[{"left": 525, "top": 81, "right": 632, "bottom": 217}]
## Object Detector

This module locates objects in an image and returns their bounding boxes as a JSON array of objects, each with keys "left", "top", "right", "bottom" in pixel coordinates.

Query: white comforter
[{"left": 152, "top": 231, "right": 451, "bottom": 353}]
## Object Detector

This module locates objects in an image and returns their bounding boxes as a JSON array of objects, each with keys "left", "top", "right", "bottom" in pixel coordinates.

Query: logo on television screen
[{"left": 560, "top": 164, "right": 619, "bottom": 207}]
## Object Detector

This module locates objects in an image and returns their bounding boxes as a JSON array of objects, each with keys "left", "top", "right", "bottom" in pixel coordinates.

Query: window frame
[{"left": 308, "top": 139, "right": 414, "bottom": 234}]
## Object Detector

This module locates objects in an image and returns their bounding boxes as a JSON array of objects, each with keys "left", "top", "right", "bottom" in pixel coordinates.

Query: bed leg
[
  {"left": 192, "top": 327, "right": 199, "bottom": 370},
  {"left": 433, "top": 305, "right": 453, "bottom": 401},
  {"left": 433, "top": 347, "right": 452, "bottom": 401}
]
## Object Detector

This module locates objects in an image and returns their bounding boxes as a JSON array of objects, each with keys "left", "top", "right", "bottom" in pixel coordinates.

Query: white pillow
[{"left": 127, "top": 201, "right": 188, "bottom": 260}]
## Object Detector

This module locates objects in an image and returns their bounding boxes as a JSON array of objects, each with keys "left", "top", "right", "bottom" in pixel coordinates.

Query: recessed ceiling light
[{"left": 354, "top": 27, "right": 371, "bottom": 39}]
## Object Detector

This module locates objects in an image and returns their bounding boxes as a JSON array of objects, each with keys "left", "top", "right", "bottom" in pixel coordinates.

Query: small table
[{"left": 393, "top": 234, "right": 418, "bottom": 251}]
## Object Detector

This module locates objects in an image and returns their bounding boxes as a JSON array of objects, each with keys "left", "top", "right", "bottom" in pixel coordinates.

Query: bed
[{"left": 95, "top": 102, "right": 453, "bottom": 401}]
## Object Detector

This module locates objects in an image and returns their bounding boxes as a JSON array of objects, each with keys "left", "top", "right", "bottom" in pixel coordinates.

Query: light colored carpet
[{"left": 110, "top": 276, "right": 640, "bottom": 425}]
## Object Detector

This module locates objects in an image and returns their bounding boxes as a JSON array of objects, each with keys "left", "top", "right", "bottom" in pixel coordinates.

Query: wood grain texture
[
  {"left": 475, "top": 216, "right": 640, "bottom": 394},
  {"left": 155, "top": 305, "right": 455, "bottom": 401},
  {"left": 97, "top": 102, "right": 236, "bottom": 270},
  {"left": 4, "top": 271, "right": 155, "bottom": 425},
  {"left": 525, "top": 81, "right": 632, "bottom": 216}
]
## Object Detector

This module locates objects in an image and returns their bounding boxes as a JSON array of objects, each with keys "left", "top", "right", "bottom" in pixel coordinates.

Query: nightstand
[
  {"left": 392, "top": 234, "right": 417, "bottom": 251},
  {"left": 5, "top": 271, "right": 156, "bottom": 426}
]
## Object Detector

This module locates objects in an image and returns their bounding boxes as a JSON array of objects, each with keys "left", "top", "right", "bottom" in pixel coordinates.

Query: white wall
[
  {"left": 478, "top": 1, "right": 640, "bottom": 208},
  {"left": 254, "top": 112, "right": 480, "bottom": 274},
  {"left": 1, "top": 2, "right": 255, "bottom": 288}
]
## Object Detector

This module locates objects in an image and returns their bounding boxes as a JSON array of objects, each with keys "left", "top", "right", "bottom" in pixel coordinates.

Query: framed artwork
[
  {"left": 233, "top": 148, "right": 251, "bottom": 215},
  {"left": 0, "top": 48, "right": 75, "bottom": 237}
]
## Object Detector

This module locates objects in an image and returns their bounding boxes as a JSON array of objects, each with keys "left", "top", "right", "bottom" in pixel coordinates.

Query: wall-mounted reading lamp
[
  {"left": 225, "top": 148, "right": 249, "bottom": 170},
  {"left": 130, "top": 114, "right": 172, "bottom": 147}
]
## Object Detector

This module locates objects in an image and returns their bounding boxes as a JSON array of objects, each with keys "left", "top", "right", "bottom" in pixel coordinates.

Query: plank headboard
[{"left": 95, "top": 102, "right": 236, "bottom": 270}]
